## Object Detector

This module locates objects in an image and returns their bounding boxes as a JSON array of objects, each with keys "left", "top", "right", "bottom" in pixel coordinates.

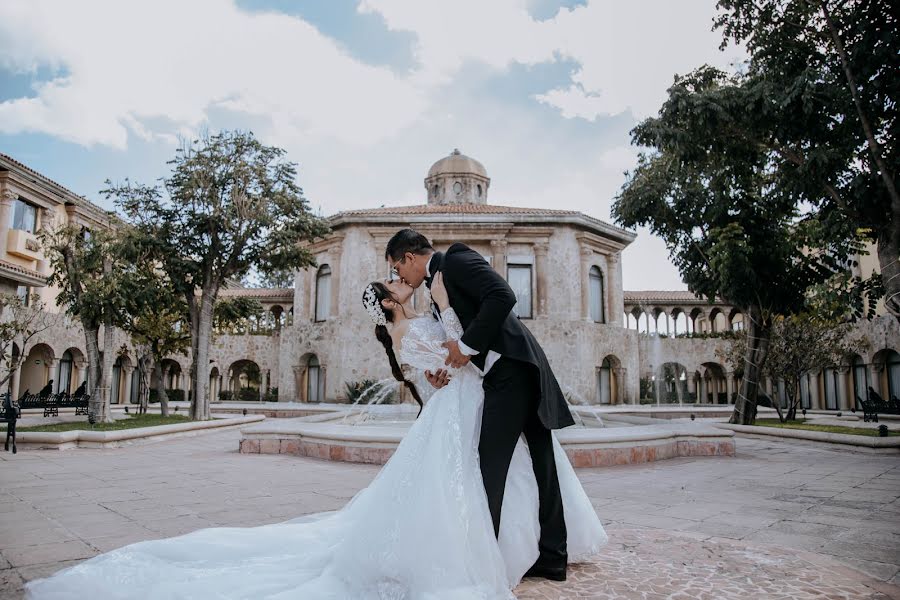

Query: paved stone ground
[{"left": 0, "top": 430, "right": 898, "bottom": 599}]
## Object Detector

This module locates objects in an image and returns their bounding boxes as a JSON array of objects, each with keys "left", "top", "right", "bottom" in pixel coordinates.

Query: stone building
[{"left": 1, "top": 150, "right": 897, "bottom": 412}]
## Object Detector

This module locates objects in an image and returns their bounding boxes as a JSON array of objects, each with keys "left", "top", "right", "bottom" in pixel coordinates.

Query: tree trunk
[
  {"left": 99, "top": 320, "right": 115, "bottom": 424},
  {"left": 153, "top": 361, "right": 169, "bottom": 417},
  {"left": 877, "top": 227, "right": 900, "bottom": 323},
  {"left": 190, "top": 292, "right": 215, "bottom": 421},
  {"left": 138, "top": 354, "right": 151, "bottom": 415},
  {"left": 730, "top": 304, "right": 771, "bottom": 425},
  {"left": 83, "top": 325, "right": 105, "bottom": 421}
]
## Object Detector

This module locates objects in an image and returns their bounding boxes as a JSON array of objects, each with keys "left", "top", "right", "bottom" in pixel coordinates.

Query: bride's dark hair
[{"left": 364, "top": 282, "right": 423, "bottom": 416}]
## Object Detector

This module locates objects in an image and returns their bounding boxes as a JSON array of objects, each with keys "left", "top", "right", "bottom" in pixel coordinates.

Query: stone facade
[{"left": 1, "top": 151, "right": 897, "bottom": 411}]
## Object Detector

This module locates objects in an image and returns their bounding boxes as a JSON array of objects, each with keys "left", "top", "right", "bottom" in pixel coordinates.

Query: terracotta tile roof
[
  {"left": 624, "top": 290, "right": 729, "bottom": 304},
  {"left": 0, "top": 153, "right": 116, "bottom": 223},
  {"left": 335, "top": 204, "right": 581, "bottom": 217},
  {"left": 330, "top": 203, "right": 637, "bottom": 241}
]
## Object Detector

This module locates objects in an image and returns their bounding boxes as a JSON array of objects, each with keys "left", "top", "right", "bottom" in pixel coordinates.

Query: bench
[
  {"left": 856, "top": 388, "right": 900, "bottom": 423},
  {"left": 17, "top": 391, "right": 90, "bottom": 417}
]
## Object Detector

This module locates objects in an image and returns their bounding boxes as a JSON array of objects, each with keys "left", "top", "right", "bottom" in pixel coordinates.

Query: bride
[{"left": 25, "top": 276, "right": 607, "bottom": 600}]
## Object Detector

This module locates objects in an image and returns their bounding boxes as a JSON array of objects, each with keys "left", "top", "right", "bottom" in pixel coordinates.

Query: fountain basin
[{"left": 239, "top": 407, "right": 735, "bottom": 467}]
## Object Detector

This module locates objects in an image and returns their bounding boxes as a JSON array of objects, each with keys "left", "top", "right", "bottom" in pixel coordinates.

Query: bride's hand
[{"left": 430, "top": 271, "right": 450, "bottom": 311}]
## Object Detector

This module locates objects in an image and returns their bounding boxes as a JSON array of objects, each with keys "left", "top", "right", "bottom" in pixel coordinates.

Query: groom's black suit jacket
[{"left": 429, "top": 243, "right": 575, "bottom": 430}]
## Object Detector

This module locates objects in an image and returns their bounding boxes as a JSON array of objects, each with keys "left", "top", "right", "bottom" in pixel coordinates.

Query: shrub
[{"left": 238, "top": 387, "right": 260, "bottom": 402}]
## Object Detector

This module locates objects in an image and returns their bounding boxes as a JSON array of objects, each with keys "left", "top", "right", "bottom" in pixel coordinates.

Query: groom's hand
[
  {"left": 424, "top": 369, "right": 451, "bottom": 389},
  {"left": 442, "top": 340, "right": 470, "bottom": 369}
]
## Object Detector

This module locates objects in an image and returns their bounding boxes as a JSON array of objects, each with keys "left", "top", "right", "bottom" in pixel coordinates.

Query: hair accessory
[{"left": 363, "top": 284, "right": 388, "bottom": 326}]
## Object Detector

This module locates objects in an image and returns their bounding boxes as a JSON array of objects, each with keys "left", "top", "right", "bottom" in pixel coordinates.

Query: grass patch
[
  {"left": 8, "top": 414, "right": 192, "bottom": 433},
  {"left": 753, "top": 418, "right": 900, "bottom": 437}
]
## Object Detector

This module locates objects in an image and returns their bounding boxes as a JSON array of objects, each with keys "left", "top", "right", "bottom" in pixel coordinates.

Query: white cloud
[
  {"left": 0, "top": 0, "right": 426, "bottom": 148},
  {"left": 0, "top": 0, "right": 718, "bottom": 291},
  {"left": 361, "top": 0, "right": 742, "bottom": 120}
]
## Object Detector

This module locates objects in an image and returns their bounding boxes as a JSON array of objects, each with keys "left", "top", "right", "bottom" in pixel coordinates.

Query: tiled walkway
[{"left": 1, "top": 430, "right": 898, "bottom": 598}]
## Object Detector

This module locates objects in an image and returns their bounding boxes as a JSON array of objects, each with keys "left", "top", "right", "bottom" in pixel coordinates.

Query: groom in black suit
[{"left": 385, "top": 228, "right": 575, "bottom": 581}]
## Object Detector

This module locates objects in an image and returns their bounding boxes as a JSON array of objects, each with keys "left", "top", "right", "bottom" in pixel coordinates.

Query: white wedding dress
[{"left": 26, "top": 309, "right": 607, "bottom": 600}]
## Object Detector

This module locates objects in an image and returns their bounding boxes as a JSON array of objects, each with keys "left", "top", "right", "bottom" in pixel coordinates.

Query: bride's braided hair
[{"left": 364, "top": 282, "right": 424, "bottom": 417}]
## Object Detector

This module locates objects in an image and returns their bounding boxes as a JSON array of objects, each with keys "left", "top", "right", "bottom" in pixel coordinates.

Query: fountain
[{"left": 239, "top": 375, "right": 736, "bottom": 467}]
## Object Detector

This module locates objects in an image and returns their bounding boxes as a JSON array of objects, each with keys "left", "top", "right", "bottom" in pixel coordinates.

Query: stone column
[
  {"left": 699, "top": 376, "right": 707, "bottom": 404},
  {"left": 0, "top": 189, "right": 15, "bottom": 256},
  {"left": 263, "top": 369, "right": 270, "bottom": 395},
  {"left": 868, "top": 363, "right": 882, "bottom": 398},
  {"left": 76, "top": 362, "right": 87, "bottom": 387},
  {"left": 837, "top": 368, "right": 851, "bottom": 411},
  {"left": 726, "top": 372, "right": 735, "bottom": 404},
  {"left": 47, "top": 358, "right": 59, "bottom": 394},
  {"left": 686, "top": 373, "right": 696, "bottom": 396},
  {"left": 533, "top": 241, "right": 549, "bottom": 317},
  {"left": 579, "top": 245, "right": 593, "bottom": 321},
  {"left": 490, "top": 239, "right": 508, "bottom": 277},
  {"left": 606, "top": 252, "right": 622, "bottom": 326},
  {"left": 11, "top": 360, "right": 22, "bottom": 401},
  {"left": 328, "top": 247, "right": 341, "bottom": 319},
  {"left": 809, "top": 371, "right": 821, "bottom": 410},
  {"left": 122, "top": 367, "right": 134, "bottom": 404}
]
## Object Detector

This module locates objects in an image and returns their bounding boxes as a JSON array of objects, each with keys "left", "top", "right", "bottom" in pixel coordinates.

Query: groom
[{"left": 385, "top": 228, "right": 576, "bottom": 581}]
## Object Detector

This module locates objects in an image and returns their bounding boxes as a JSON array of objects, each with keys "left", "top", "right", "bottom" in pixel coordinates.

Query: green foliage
[
  {"left": 613, "top": 66, "right": 859, "bottom": 317},
  {"left": 103, "top": 130, "right": 330, "bottom": 420},
  {"left": 15, "top": 413, "right": 191, "bottom": 432},
  {"left": 714, "top": 0, "right": 899, "bottom": 319},
  {"left": 238, "top": 387, "right": 261, "bottom": 402},
  {"left": 40, "top": 223, "right": 122, "bottom": 330}
]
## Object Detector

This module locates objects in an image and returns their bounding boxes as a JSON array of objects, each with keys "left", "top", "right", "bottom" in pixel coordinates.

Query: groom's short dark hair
[{"left": 385, "top": 229, "right": 434, "bottom": 261}]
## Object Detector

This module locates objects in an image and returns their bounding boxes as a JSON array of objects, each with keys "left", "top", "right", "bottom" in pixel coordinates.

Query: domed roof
[{"left": 427, "top": 149, "right": 488, "bottom": 179}]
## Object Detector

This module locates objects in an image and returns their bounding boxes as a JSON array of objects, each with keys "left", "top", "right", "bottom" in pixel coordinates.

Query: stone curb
[
  {"left": 714, "top": 423, "right": 900, "bottom": 450},
  {"left": 13, "top": 415, "right": 266, "bottom": 449}
]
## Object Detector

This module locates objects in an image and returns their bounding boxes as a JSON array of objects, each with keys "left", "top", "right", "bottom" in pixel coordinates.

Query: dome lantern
[{"left": 424, "top": 149, "right": 490, "bottom": 205}]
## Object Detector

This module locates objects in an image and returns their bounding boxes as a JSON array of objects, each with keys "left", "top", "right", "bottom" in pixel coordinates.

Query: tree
[
  {"left": 715, "top": 0, "right": 899, "bottom": 321},
  {"left": 40, "top": 222, "right": 124, "bottom": 423},
  {"left": 0, "top": 293, "right": 61, "bottom": 394},
  {"left": 717, "top": 313, "right": 866, "bottom": 421},
  {"left": 612, "top": 67, "right": 863, "bottom": 425},
  {"left": 105, "top": 130, "right": 329, "bottom": 420}
]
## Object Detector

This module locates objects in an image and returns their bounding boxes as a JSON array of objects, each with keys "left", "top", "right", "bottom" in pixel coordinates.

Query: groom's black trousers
[{"left": 478, "top": 356, "right": 567, "bottom": 566}]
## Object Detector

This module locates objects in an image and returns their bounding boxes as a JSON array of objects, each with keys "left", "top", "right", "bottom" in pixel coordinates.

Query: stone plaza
[{"left": 1, "top": 428, "right": 898, "bottom": 599}]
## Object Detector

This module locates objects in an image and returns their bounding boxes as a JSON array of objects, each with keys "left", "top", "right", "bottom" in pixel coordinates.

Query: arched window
[
  {"left": 589, "top": 266, "right": 604, "bottom": 323},
  {"left": 851, "top": 355, "right": 868, "bottom": 405},
  {"left": 315, "top": 265, "right": 331, "bottom": 322},
  {"left": 307, "top": 355, "right": 325, "bottom": 402},
  {"left": 57, "top": 350, "right": 73, "bottom": 395}
]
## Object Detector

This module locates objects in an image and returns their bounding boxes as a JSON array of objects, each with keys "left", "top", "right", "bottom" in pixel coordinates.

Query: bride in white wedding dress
[{"left": 26, "top": 277, "right": 607, "bottom": 600}]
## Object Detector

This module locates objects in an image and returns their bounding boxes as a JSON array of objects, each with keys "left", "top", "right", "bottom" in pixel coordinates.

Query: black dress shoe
[{"left": 523, "top": 563, "right": 567, "bottom": 581}]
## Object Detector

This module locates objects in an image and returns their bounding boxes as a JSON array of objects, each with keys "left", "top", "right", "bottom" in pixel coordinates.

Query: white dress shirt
[{"left": 425, "top": 253, "right": 501, "bottom": 375}]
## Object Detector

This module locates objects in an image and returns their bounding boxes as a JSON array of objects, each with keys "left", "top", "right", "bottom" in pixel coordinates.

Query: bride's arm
[{"left": 429, "top": 272, "right": 464, "bottom": 340}]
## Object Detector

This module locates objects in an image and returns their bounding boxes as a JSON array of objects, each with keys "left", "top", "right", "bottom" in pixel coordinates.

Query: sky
[{"left": 0, "top": 0, "right": 743, "bottom": 291}]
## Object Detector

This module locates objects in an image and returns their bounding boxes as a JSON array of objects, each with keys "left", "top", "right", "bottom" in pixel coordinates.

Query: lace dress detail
[{"left": 26, "top": 314, "right": 606, "bottom": 600}]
